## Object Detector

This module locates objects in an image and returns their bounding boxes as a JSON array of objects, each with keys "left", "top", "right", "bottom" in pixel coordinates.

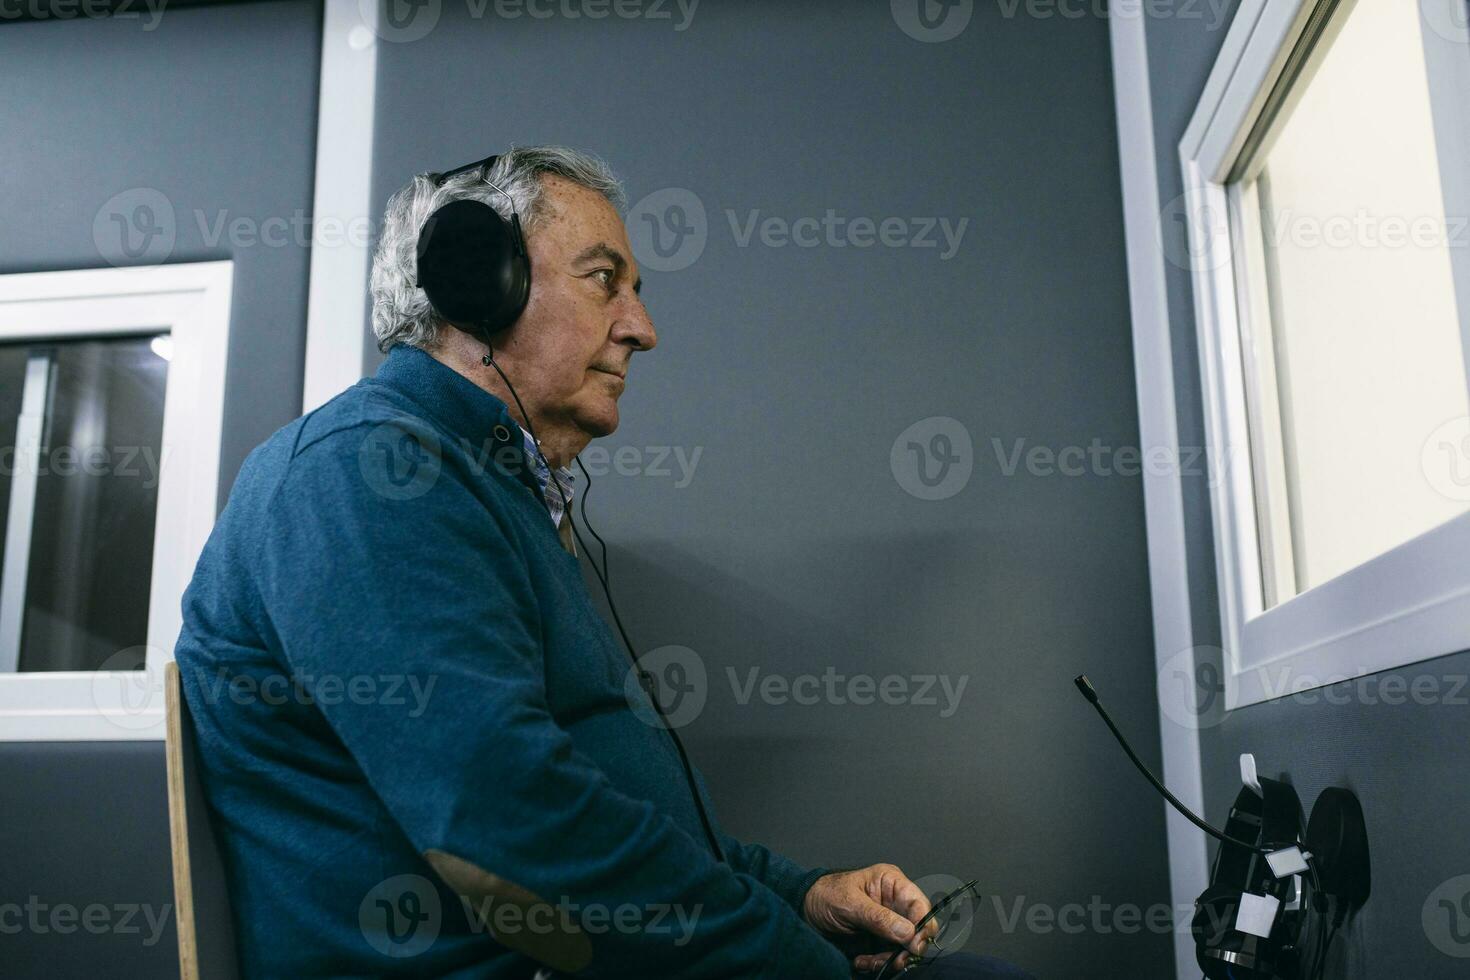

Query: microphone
[{"left": 1073, "top": 675, "right": 1269, "bottom": 856}]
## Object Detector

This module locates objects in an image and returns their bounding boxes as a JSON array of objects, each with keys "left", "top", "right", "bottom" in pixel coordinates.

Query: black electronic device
[{"left": 1074, "top": 675, "right": 1369, "bottom": 979}]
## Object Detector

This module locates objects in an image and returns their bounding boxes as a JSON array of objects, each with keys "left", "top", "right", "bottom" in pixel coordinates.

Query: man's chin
[{"left": 577, "top": 407, "right": 619, "bottom": 439}]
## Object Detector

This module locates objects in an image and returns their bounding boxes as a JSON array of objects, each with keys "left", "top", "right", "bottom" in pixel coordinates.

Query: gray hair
[{"left": 370, "top": 145, "right": 626, "bottom": 352}]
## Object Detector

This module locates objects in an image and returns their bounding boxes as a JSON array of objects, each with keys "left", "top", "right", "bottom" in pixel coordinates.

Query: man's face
[{"left": 498, "top": 175, "right": 656, "bottom": 441}]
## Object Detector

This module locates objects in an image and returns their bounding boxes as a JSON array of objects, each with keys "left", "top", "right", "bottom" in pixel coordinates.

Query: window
[
  {"left": 0, "top": 263, "right": 232, "bottom": 739},
  {"left": 1180, "top": 0, "right": 1470, "bottom": 707},
  {"left": 1, "top": 336, "right": 170, "bottom": 673}
]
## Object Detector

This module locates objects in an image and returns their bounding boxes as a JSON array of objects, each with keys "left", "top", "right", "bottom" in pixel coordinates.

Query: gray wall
[
  {"left": 1143, "top": 3, "right": 1470, "bottom": 977},
  {"left": 0, "top": 2, "right": 322, "bottom": 977},
  {"left": 0, "top": 0, "right": 322, "bottom": 514},
  {"left": 369, "top": 3, "right": 1170, "bottom": 976}
]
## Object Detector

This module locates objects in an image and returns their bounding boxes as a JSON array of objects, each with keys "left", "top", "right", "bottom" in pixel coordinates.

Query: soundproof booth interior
[{"left": 2, "top": 0, "right": 1469, "bottom": 977}]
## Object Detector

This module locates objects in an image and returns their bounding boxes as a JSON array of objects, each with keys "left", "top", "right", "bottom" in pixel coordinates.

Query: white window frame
[
  {"left": 1179, "top": 0, "right": 1470, "bottom": 709},
  {"left": 302, "top": 0, "right": 379, "bottom": 413},
  {"left": 0, "top": 261, "right": 233, "bottom": 740}
]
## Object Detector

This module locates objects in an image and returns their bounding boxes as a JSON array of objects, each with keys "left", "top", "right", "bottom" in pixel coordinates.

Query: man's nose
[{"left": 614, "top": 297, "right": 657, "bottom": 352}]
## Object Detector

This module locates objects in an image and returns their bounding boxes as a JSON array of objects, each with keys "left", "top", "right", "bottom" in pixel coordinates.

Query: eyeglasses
[{"left": 873, "top": 878, "right": 980, "bottom": 979}]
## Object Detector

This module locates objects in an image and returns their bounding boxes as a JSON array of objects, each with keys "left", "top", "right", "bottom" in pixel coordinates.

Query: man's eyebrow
[{"left": 571, "top": 242, "right": 641, "bottom": 294}]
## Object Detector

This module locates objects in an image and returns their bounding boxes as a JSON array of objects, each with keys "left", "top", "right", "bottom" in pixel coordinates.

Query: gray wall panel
[
  {"left": 0, "top": 0, "right": 323, "bottom": 515},
  {"left": 0, "top": 741, "right": 177, "bottom": 978},
  {"left": 367, "top": 3, "right": 1171, "bottom": 975}
]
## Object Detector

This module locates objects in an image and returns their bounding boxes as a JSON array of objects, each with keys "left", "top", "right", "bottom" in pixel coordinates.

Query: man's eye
[{"left": 592, "top": 269, "right": 614, "bottom": 286}]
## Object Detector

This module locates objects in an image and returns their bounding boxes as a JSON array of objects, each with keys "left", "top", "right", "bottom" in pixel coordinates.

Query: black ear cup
[
  {"left": 416, "top": 198, "right": 530, "bottom": 337},
  {"left": 1193, "top": 882, "right": 1281, "bottom": 980},
  {"left": 1192, "top": 885, "right": 1247, "bottom": 978},
  {"left": 1305, "top": 786, "right": 1371, "bottom": 914}
]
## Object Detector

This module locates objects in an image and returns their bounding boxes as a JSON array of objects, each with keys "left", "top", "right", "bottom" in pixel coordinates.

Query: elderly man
[{"left": 174, "top": 146, "right": 1033, "bottom": 979}]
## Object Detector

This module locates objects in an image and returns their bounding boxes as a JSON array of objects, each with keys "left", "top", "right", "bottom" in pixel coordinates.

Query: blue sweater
[{"left": 173, "top": 343, "right": 851, "bottom": 979}]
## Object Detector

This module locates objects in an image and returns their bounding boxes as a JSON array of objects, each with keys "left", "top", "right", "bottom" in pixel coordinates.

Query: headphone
[
  {"left": 1075, "top": 676, "right": 1370, "bottom": 980},
  {"left": 1191, "top": 776, "right": 1309, "bottom": 979},
  {"left": 415, "top": 154, "right": 531, "bottom": 340},
  {"left": 414, "top": 153, "right": 728, "bottom": 866}
]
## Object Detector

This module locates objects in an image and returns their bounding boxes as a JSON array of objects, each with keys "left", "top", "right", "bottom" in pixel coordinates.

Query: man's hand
[{"left": 802, "top": 864, "right": 939, "bottom": 975}]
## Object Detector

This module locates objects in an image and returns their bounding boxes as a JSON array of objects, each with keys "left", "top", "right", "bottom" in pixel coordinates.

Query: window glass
[
  {"left": 1237, "top": 0, "right": 1470, "bottom": 603},
  {"left": 0, "top": 336, "right": 169, "bottom": 671},
  {"left": 0, "top": 346, "right": 28, "bottom": 566}
]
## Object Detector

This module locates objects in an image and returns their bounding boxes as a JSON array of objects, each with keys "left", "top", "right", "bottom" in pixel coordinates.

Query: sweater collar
[{"left": 370, "top": 342, "right": 540, "bottom": 497}]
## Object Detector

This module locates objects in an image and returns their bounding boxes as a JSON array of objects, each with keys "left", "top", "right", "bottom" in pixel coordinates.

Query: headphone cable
[
  {"left": 481, "top": 347, "right": 727, "bottom": 865},
  {"left": 574, "top": 456, "right": 613, "bottom": 587}
]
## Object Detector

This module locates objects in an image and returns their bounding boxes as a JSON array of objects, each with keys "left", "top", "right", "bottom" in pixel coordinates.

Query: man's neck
[{"left": 426, "top": 333, "right": 586, "bottom": 469}]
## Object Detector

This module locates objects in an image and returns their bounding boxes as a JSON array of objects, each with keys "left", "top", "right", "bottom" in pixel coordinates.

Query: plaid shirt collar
[{"left": 519, "top": 425, "right": 576, "bottom": 530}]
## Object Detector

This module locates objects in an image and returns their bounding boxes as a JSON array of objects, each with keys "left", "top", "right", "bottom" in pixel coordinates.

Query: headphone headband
[{"left": 431, "top": 153, "right": 500, "bottom": 188}]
